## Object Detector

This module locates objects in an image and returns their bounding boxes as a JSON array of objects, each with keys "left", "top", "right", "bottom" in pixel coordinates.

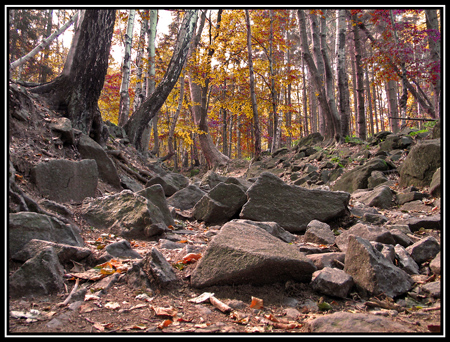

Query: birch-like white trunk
[{"left": 118, "top": 9, "right": 136, "bottom": 126}]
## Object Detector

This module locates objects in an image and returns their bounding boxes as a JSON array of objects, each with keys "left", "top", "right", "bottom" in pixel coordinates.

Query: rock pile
[{"left": 8, "top": 85, "right": 441, "bottom": 333}]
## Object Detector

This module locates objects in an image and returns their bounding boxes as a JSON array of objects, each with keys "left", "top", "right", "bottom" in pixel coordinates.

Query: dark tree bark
[
  {"left": 351, "top": 13, "right": 366, "bottom": 141},
  {"left": 124, "top": 10, "right": 198, "bottom": 154},
  {"left": 29, "top": 9, "right": 116, "bottom": 145}
]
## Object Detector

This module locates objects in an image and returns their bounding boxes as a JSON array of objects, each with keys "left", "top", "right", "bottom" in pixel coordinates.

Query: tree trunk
[
  {"left": 161, "top": 72, "right": 185, "bottom": 162},
  {"left": 352, "top": 13, "right": 366, "bottom": 141},
  {"left": 387, "top": 80, "right": 399, "bottom": 132},
  {"left": 187, "top": 10, "right": 230, "bottom": 168},
  {"left": 297, "top": 10, "right": 336, "bottom": 142},
  {"left": 124, "top": 9, "right": 198, "bottom": 154},
  {"left": 10, "top": 10, "right": 80, "bottom": 74},
  {"left": 320, "top": 11, "right": 341, "bottom": 141},
  {"left": 245, "top": 9, "right": 261, "bottom": 159},
  {"left": 336, "top": 9, "right": 350, "bottom": 139},
  {"left": 118, "top": 9, "right": 136, "bottom": 126},
  {"left": 29, "top": 9, "right": 115, "bottom": 146},
  {"left": 425, "top": 9, "right": 440, "bottom": 117},
  {"left": 133, "top": 10, "right": 148, "bottom": 113}
]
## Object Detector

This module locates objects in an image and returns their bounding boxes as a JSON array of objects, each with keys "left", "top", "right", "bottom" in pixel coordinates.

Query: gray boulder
[
  {"left": 9, "top": 247, "right": 65, "bottom": 298},
  {"left": 190, "top": 220, "right": 316, "bottom": 288},
  {"left": 143, "top": 247, "right": 177, "bottom": 288},
  {"left": 398, "top": 139, "right": 441, "bottom": 188},
  {"left": 311, "top": 267, "right": 354, "bottom": 299},
  {"left": 31, "top": 159, "right": 98, "bottom": 203},
  {"left": 9, "top": 212, "right": 84, "bottom": 256},
  {"left": 335, "top": 222, "right": 395, "bottom": 253},
  {"left": 304, "top": 220, "right": 336, "bottom": 245},
  {"left": 306, "top": 252, "right": 346, "bottom": 270},
  {"left": 394, "top": 244, "right": 419, "bottom": 275},
  {"left": 105, "top": 239, "right": 142, "bottom": 259},
  {"left": 405, "top": 236, "right": 440, "bottom": 264},
  {"left": 49, "top": 117, "right": 75, "bottom": 145},
  {"left": 378, "top": 133, "right": 413, "bottom": 152},
  {"left": 12, "top": 239, "right": 91, "bottom": 265},
  {"left": 429, "top": 167, "right": 441, "bottom": 197},
  {"left": 231, "top": 219, "right": 296, "bottom": 243},
  {"left": 344, "top": 235, "right": 414, "bottom": 298},
  {"left": 137, "top": 184, "right": 175, "bottom": 227},
  {"left": 332, "top": 158, "right": 393, "bottom": 193},
  {"left": 367, "top": 171, "right": 389, "bottom": 188},
  {"left": 351, "top": 185, "right": 393, "bottom": 209},
  {"left": 146, "top": 172, "right": 189, "bottom": 197},
  {"left": 81, "top": 190, "right": 168, "bottom": 238},
  {"left": 193, "top": 182, "right": 247, "bottom": 224},
  {"left": 240, "top": 172, "right": 350, "bottom": 233},
  {"left": 77, "top": 134, "right": 122, "bottom": 189},
  {"left": 167, "top": 184, "right": 206, "bottom": 211}
]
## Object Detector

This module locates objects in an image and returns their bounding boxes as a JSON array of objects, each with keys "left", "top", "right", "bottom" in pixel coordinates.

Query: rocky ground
[{"left": 7, "top": 82, "right": 443, "bottom": 336}]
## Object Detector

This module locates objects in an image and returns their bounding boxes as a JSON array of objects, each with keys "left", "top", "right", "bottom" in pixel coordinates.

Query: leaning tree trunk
[
  {"left": 29, "top": 9, "right": 116, "bottom": 145},
  {"left": 124, "top": 10, "right": 198, "bottom": 154},
  {"left": 187, "top": 10, "right": 230, "bottom": 169}
]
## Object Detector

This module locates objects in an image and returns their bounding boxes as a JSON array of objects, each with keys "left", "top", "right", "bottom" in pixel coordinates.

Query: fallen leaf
[
  {"left": 157, "top": 319, "right": 172, "bottom": 329},
  {"left": 182, "top": 253, "right": 202, "bottom": 263},
  {"left": 105, "top": 302, "right": 120, "bottom": 310},
  {"left": 318, "top": 301, "right": 332, "bottom": 311},
  {"left": 153, "top": 306, "right": 178, "bottom": 317},
  {"left": 84, "top": 293, "right": 100, "bottom": 301},
  {"left": 250, "top": 296, "right": 264, "bottom": 309},
  {"left": 93, "top": 322, "right": 105, "bottom": 331}
]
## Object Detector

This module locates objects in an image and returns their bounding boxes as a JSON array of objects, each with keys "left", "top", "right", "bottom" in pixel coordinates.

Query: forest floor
[{"left": 7, "top": 83, "right": 442, "bottom": 336}]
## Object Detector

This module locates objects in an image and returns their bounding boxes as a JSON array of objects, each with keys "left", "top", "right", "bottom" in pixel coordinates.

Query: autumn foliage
[{"left": 9, "top": 8, "right": 441, "bottom": 169}]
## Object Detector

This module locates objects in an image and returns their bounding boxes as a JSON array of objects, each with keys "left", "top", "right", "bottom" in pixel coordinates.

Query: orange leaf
[
  {"left": 249, "top": 296, "right": 263, "bottom": 309},
  {"left": 182, "top": 253, "right": 202, "bottom": 263},
  {"left": 157, "top": 319, "right": 172, "bottom": 329}
]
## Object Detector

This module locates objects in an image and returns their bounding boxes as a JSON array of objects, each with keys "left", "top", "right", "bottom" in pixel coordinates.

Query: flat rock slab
[
  {"left": 190, "top": 220, "right": 316, "bottom": 288},
  {"left": 307, "top": 312, "right": 411, "bottom": 333},
  {"left": 240, "top": 172, "right": 350, "bottom": 233},
  {"left": 31, "top": 159, "right": 98, "bottom": 203}
]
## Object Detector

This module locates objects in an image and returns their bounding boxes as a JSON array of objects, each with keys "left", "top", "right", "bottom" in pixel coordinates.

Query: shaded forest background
[{"left": 8, "top": 7, "right": 442, "bottom": 170}]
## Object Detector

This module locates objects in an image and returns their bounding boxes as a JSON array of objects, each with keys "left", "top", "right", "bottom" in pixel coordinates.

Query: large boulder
[
  {"left": 30, "top": 159, "right": 98, "bottom": 203},
  {"left": 344, "top": 235, "right": 414, "bottom": 298},
  {"left": 351, "top": 185, "right": 394, "bottom": 209},
  {"left": 193, "top": 182, "right": 247, "bottom": 224},
  {"left": 167, "top": 184, "right": 206, "bottom": 211},
  {"left": 332, "top": 158, "right": 394, "bottom": 193},
  {"left": 240, "top": 172, "right": 350, "bottom": 233},
  {"left": 12, "top": 239, "right": 91, "bottom": 265},
  {"left": 9, "top": 247, "right": 65, "bottom": 298},
  {"left": 9, "top": 212, "right": 84, "bottom": 256},
  {"left": 81, "top": 190, "right": 168, "bottom": 238},
  {"left": 137, "top": 184, "right": 175, "bottom": 227},
  {"left": 77, "top": 134, "right": 122, "bottom": 189},
  {"left": 146, "top": 172, "right": 189, "bottom": 197},
  {"left": 190, "top": 220, "right": 316, "bottom": 288},
  {"left": 398, "top": 139, "right": 441, "bottom": 188},
  {"left": 335, "top": 222, "right": 395, "bottom": 253}
]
